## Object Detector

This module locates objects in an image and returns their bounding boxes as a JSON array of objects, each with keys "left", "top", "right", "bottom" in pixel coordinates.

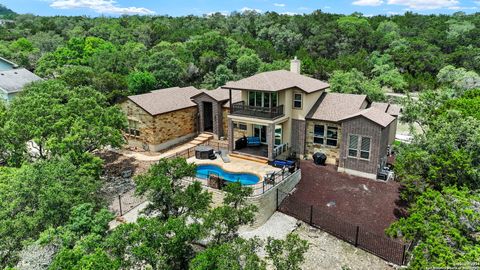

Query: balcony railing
[{"left": 231, "top": 101, "right": 284, "bottom": 119}]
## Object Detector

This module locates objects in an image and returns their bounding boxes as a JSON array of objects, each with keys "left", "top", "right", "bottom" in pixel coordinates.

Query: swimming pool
[{"left": 196, "top": 164, "right": 260, "bottom": 185}]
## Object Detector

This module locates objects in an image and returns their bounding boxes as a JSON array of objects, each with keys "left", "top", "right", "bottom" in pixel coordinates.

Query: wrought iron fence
[{"left": 277, "top": 194, "right": 409, "bottom": 266}]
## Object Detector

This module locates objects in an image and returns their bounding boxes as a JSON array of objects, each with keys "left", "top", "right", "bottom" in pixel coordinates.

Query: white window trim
[
  {"left": 347, "top": 134, "right": 359, "bottom": 158},
  {"left": 293, "top": 92, "right": 303, "bottom": 109},
  {"left": 347, "top": 134, "right": 371, "bottom": 161},
  {"left": 359, "top": 136, "right": 372, "bottom": 161}
]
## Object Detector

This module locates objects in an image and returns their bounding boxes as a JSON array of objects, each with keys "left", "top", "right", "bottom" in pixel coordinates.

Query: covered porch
[{"left": 228, "top": 118, "right": 289, "bottom": 160}]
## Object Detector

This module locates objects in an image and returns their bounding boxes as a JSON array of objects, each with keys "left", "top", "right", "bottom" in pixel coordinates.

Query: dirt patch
[
  {"left": 97, "top": 151, "right": 154, "bottom": 214},
  {"left": 296, "top": 222, "right": 394, "bottom": 270},
  {"left": 281, "top": 161, "right": 406, "bottom": 236}
]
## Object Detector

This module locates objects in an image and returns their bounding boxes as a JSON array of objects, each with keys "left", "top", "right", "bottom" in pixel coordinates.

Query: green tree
[
  {"left": 394, "top": 111, "right": 480, "bottom": 202},
  {"left": 201, "top": 64, "right": 236, "bottom": 90},
  {"left": 2, "top": 80, "right": 126, "bottom": 165},
  {"left": 387, "top": 186, "right": 480, "bottom": 268},
  {"left": 135, "top": 158, "right": 212, "bottom": 220},
  {"left": 127, "top": 71, "right": 156, "bottom": 95},
  {"left": 105, "top": 217, "right": 201, "bottom": 270},
  {"left": 190, "top": 238, "right": 266, "bottom": 270},
  {"left": 437, "top": 65, "right": 480, "bottom": 95},
  {"left": 0, "top": 159, "right": 103, "bottom": 268},
  {"left": 205, "top": 182, "right": 258, "bottom": 245},
  {"left": 265, "top": 233, "right": 309, "bottom": 270},
  {"left": 329, "top": 69, "right": 385, "bottom": 101},
  {"left": 138, "top": 49, "right": 187, "bottom": 88},
  {"left": 237, "top": 53, "right": 261, "bottom": 77}
]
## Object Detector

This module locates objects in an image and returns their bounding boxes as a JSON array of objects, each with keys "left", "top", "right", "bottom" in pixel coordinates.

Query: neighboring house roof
[
  {"left": 222, "top": 70, "right": 329, "bottom": 93},
  {"left": 371, "top": 102, "right": 401, "bottom": 116},
  {"left": 340, "top": 107, "right": 396, "bottom": 128},
  {"left": 0, "top": 68, "right": 42, "bottom": 94},
  {"left": 127, "top": 86, "right": 201, "bottom": 116},
  {"left": 307, "top": 92, "right": 369, "bottom": 122}
]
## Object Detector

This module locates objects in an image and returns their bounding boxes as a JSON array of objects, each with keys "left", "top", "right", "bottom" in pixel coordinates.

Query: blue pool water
[{"left": 196, "top": 164, "right": 259, "bottom": 185}]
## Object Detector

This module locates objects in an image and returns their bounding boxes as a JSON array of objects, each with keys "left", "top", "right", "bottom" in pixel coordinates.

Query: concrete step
[
  {"left": 198, "top": 133, "right": 214, "bottom": 139},
  {"left": 229, "top": 152, "right": 269, "bottom": 164}
]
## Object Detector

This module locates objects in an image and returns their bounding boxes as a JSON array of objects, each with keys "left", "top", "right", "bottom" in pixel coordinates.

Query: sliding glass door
[{"left": 253, "top": 125, "right": 267, "bottom": 144}]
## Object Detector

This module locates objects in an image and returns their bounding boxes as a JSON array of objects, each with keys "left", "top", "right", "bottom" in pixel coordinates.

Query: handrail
[{"left": 231, "top": 101, "right": 284, "bottom": 119}]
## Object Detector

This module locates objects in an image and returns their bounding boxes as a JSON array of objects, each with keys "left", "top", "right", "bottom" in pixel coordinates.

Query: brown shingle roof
[
  {"left": 340, "top": 107, "right": 396, "bottom": 127},
  {"left": 371, "top": 102, "right": 401, "bottom": 116},
  {"left": 128, "top": 86, "right": 201, "bottom": 116},
  {"left": 222, "top": 70, "right": 329, "bottom": 93},
  {"left": 307, "top": 92, "right": 369, "bottom": 122}
]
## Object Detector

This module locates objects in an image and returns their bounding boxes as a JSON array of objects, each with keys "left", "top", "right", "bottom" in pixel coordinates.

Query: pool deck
[{"left": 187, "top": 155, "right": 281, "bottom": 182}]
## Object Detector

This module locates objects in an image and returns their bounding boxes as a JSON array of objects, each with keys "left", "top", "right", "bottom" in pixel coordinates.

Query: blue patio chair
[{"left": 246, "top": 136, "right": 261, "bottom": 147}]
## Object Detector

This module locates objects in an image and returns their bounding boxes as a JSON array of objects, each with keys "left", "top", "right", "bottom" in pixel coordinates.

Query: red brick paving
[{"left": 281, "top": 160, "right": 405, "bottom": 236}]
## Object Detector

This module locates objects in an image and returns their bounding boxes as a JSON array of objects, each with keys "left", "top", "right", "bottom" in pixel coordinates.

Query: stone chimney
[{"left": 290, "top": 56, "right": 301, "bottom": 74}]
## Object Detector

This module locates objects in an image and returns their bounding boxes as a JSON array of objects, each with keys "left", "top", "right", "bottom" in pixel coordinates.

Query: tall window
[
  {"left": 248, "top": 91, "right": 278, "bottom": 108},
  {"left": 360, "top": 137, "right": 371, "bottom": 159},
  {"left": 348, "top": 135, "right": 359, "bottom": 157},
  {"left": 293, "top": 93, "right": 302, "bottom": 109},
  {"left": 313, "top": 124, "right": 338, "bottom": 147},
  {"left": 127, "top": 120, "right": 140, "bottom": 137},
  {"left": 347, "top": 134, "right": 371, "bottom": 160},
  {"left": 326, "top": 126, "right": 338, "bottom": 146},
  {"left": 313, "top": 125, "right": 324, "bottom": 144}
]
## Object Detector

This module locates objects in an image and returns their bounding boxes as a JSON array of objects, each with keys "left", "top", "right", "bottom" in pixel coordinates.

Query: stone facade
[
  {"left": 121, "top": 100, "right": 197, "bottom": 151},
  {"left": 191, "top": 94, "right": 224, "bottom": 137},
  {"left": 222, "top": 108, "right": 230, "bottom": 139},
  {"left": 305, "top": 120, "right": 342, "bottom": 165}
]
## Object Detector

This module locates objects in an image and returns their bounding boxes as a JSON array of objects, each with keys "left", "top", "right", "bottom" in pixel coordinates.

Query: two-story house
[{"left": 122, "top": 58, "right": 399, "bottom": 180}]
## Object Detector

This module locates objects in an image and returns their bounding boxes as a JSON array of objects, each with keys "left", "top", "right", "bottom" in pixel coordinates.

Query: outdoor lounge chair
[{"left": 246, "top": 136, "right": 261, "bottom": 147}]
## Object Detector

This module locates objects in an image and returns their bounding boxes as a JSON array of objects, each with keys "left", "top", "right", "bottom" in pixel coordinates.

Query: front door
[
  {"left": 203, "top": 102, "right": 213, "bottom": 132},
  {"left": 253, "top": 125, "right": 267, "bottom": 144}
]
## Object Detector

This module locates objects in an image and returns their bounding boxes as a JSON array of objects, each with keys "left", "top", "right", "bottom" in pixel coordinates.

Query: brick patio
[{"left": 280, "top": 160, "right": 406, "bottom": 236}]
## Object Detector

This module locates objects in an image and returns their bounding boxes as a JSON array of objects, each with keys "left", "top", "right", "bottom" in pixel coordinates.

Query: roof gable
[
  {"left": 127, "top": 86, "right": 201, "bottom": 116},
  {"left": 340, "top": 107, "right": 395, "bottom": 127},
  {"left": 306, "top": 92, "right": 369, "bottom": 122},
  {"left": 222, "top": 70, "right": 329, "bottom": 93}
]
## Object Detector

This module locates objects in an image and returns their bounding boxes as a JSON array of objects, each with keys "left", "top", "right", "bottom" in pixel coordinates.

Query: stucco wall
[
  {"left": 305, "top": 120, "right": 342, "bottom": 165},
  {"left": 121, "top": 99, "right": 197, "bottom": 151}
]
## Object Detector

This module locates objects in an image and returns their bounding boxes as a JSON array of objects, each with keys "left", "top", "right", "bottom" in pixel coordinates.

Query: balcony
[{"left": 231, "top": 101, "right": 284, "bottom": 119}]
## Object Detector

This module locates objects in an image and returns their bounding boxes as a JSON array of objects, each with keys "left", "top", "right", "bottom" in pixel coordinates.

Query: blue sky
[{"left": 2, "top": 0, "right": 480, "bottom": 17}]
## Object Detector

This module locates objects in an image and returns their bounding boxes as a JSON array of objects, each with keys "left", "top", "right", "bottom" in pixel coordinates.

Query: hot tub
[{"left": 195, "top": 146, "right": 214, "bottom": 160}]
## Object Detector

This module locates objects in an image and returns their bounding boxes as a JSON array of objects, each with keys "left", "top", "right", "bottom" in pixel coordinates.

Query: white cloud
[
  {"left": 50, "top": 0, "right": 155, "bottom": 15},
  {"left": 281, "top": 11, "right": 299, "bottom": 15},
  {"left": 352, "top": 0, "right": 384, "bottom": 6},
  {"left": 240, "top": 7, "right": 262, "bottom": 13},
  {"left": 448, "top": 6, "right": 478, "bottom": 10},
  {"left": 323, "top": 6, "right": 332, "bottom": 9},
  {"left": 274, "top": 3, "right": 286, "bottom": 7},
  {"left": 387, "top": 0, "right": 459, "bottom": 10}
]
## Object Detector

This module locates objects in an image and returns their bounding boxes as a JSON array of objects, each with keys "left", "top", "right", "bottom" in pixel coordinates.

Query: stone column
[
  {"left": 198, "top": 102, "right": 204, "bottom": 133},
  {"left": 228, "top": 118, "right": 234, "bottom": 152},
  {"left": 267, "top": 123, "right": 275, "bottom": 160}
]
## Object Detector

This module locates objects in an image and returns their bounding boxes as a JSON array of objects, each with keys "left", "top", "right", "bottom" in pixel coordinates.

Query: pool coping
[{"left": 194, "top": 162, "right": 265, "bottom": 186}]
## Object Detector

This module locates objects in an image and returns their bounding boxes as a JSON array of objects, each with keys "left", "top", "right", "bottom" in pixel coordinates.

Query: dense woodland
[
  {"left": 0, "top": 6, "right": 480, "bottom": 101},
  {"left": 0, "top": 4, "right": 480, "bottom": 269}
]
